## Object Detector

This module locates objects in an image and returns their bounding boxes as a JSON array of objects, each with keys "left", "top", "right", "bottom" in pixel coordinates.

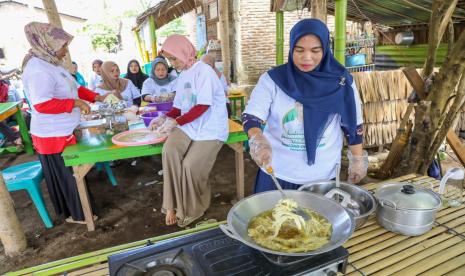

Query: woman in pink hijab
[{"left": 150, "top": 35, "right": 229, "bottom": 227}]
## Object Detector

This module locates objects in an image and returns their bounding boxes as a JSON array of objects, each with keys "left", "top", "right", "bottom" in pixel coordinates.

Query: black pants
[{"left": 38, "top": 153, "right": 96, "bottom": 221}]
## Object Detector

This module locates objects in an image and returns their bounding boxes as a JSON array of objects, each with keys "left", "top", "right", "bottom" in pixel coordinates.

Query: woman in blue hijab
[{"left": 242, "top": 19, "right": 367, "bottom": 192}]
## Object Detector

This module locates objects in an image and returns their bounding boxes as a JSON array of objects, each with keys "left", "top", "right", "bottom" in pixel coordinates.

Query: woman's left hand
[
  {"left": 158, "top": 117, "right": 177, "bottom": 135},
  {"left": 347, "top": 151, "right": 368, "bottom": 184}
]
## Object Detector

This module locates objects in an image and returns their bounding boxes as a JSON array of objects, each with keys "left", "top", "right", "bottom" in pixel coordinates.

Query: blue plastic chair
[
  {"left": 3, "top": 161, "right": 53, "bottom": 228},
  {"left": 96, "top": 162, "right": 117, "bottom": 186}
]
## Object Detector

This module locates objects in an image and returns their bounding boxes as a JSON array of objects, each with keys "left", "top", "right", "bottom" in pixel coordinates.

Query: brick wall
[{"left": 232, "top": 0, "right": 314, "bottom": 85}]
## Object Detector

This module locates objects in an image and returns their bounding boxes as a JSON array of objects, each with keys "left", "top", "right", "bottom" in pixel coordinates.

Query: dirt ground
[{"left": 0, "top": 144, "right": 462, "bottom": 274}]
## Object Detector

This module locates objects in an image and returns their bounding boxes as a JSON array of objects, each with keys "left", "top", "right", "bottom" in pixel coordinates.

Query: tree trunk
[
  {"left": 311, "top": 0, "right": 327, "bottom": 23},
  {"left": 42, "top": 0, "right": 72, "bottom": 70},
  {"left": 0, "top": 173, "right": 27, "bottom": 256},
  {"left": 387, "top": 0, "right": 461, "bottom": 177}
]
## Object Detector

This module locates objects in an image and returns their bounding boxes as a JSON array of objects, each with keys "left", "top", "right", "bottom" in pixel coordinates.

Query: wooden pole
[
  {"left": 218, "top": 0, "right": 231, "bottom": 81},
  {"left": 42, "top": 0, "right": 72, "bottom": 69},
  {"left": 311, "top": 0, "right": 327, "bottom": 24},
  {"left": 0, "top": 173, "right": 27, "bottom": 256}
]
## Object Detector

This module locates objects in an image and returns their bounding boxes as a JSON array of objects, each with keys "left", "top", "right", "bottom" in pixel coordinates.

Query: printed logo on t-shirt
[
  {"left": 281, "top": 102, "right": 326, "bottom": 151},
  {"left": 181, "top": 82, "right": 197, "bottom": 109}
]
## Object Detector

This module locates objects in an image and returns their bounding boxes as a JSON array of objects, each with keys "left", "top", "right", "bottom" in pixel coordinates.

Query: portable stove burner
[{"left": 109, "top": 227, "right": 348, "bottom": 276}]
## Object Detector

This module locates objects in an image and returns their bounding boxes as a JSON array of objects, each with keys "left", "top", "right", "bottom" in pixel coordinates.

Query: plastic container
[
  {"left": 345, "top": 54, "right": 366, "bottom": 67},
  {"left": 140, "top": 111, "right": 167, "bottom": 127},
  {"left": 147, "top": 101, "right": 174, "bottom": 111},
  {"left": 439, "top": 167, "right": 464, "bottom": 207}
]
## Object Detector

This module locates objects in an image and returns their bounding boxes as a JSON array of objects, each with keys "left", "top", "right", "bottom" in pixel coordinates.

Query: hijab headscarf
[
  {"left": 92, "top": 59, "right": 103, "bottom": 67},
  {"left": 161, "top": 35, "right": 197, "bottom": 69},
  {"left": 124, "top": 59, "right": 147, "bottom": 90},
  {"left": 22, "top": 22, "right": 73, "bottom": 70},
  {"left": 268, "top": 19, "right": 358, "bottom": 165},
  {"left": 98, "top": 61, "right": 128, "bottom": 93},
  {"left": 150, "top": 57, "right": 176, "bottom": 86}
]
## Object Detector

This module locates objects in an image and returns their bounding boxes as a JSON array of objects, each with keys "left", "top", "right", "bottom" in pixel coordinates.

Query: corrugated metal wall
[{"left": 375, "top": 44, "right": 448, "bottom": 70}]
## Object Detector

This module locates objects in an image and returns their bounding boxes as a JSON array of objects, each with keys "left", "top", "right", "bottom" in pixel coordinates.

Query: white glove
[
  {"left": 348, "top": 150, "right": 368, "bottom": 184},
  {"left": 249, "top": 132, "right": 272, "bottom": 168},
  {"left": 158, "top": 117, "right": 178, "bottom": 135},
  {"left": 148, "top": 115, "right": 166, "bottom": 131}
]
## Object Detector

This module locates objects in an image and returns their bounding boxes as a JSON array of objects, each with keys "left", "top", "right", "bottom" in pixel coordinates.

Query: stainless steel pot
[
  {"left": 298, "top": 181, "right": 376, "bottom": 229},
  {"left": 375, "top": 183, "right": 442, "bottom": 236},
  {"left": 220, "top": 190, "right": 355, "bottom": 256}
]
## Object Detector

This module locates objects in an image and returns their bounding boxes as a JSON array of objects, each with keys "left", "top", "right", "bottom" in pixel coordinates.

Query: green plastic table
[
  {"left": 62, "top": 120, "right": 248, "bottom": 231},
  {"left": 0, "top": 101, "right": 33, "bottom": 155}
]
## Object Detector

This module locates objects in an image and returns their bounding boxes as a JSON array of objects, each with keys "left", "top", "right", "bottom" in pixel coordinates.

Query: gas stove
[{"left": 108, "top": 227, "right": 348, "bottom": 276}]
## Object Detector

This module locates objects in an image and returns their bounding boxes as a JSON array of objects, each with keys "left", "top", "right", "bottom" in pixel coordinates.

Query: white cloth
[
  {"left": 95, "top": 81, "right": 139, "bottom": 107},
  {"left": 141, "top": 78, "right": 176, "bottom": 98},
  {"left": 244, "top": 72, "right": 363, "bottom": 184},
  {"left": 22, "top": 57, "right": 80, "bottom": 137},
  {"left": 173, "top": 61, "right": 229, "bottom": 142},
  {"left": 169, "top": 70, "right": 179, "bottom": 78},
  {"left": 219, "top": 74, "right": 230, "bottom": 103},
  {"left": 88, "top": 74, "right": 102, "bottom": 90}
]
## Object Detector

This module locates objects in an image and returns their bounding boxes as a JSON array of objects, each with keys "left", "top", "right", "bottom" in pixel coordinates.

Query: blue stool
[
  {"left": 3, "top": 161, "right": 53, "bottom": 228},
  {"left": 96, "top": 162, "right": 117, "bottom": 186}
]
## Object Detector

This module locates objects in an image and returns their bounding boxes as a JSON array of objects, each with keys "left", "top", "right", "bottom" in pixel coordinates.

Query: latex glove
[
  {"left": 347, "top": 150, "right": 368, "bottom": 184},
  {"left": 158, "top": 117, "right": 177, "bottom": 135},
  {"left": 249, "top": 132, "right": 272, "bottom": 168},
  {"left": 148, "top": 115, "right": 166, "bottom": 131}
]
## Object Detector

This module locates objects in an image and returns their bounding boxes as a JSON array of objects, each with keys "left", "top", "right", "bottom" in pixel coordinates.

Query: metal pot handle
[
  {"left": 379, "top": 199, "right": 397, "bottom": 209},
  {"left": 219, "top": 224, "right": 240, "bottom": 241},
  {"left": 324, "top": 189, "right": 352, "bottom": 207}
]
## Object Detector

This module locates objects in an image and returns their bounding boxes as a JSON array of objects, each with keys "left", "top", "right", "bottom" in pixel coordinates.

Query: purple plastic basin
[
  {"left": 140, "top": 111, "right": 167, "bottom": 127},
  {"left": 147, "top": 101, "right": 174, "bottom": 111}
]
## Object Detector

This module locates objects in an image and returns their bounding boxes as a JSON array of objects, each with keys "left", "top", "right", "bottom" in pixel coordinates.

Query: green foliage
[
  {"left": 157, "top": 18, "right": 186, "bottom": 37},
  {"left": 81, "top": 23, "right": 119, "bottom": 53}
]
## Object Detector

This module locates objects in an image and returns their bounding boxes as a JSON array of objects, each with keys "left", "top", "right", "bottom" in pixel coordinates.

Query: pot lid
[{"left": 376, "top": 183, "right": 441, "bottom": 210}]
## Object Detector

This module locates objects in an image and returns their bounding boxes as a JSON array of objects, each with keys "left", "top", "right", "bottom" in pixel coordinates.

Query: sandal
[
  {"left": 65, "top": 215, "right": 98, "bottom": 224},
  {"left": 177, "top": 213, "right": 204, "bottom": 228}
]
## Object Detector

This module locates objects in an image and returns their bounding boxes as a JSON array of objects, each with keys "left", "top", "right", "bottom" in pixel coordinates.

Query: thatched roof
[{"left": 136, "top": 0, "right": 196, "bottom": 29}]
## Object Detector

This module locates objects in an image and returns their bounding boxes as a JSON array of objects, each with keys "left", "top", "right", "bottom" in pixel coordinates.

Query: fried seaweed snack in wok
[{"left": 248, "top": 199, "right": 332, "bottom": 253}]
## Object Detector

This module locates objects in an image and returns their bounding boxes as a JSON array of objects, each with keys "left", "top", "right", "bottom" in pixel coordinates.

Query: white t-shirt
[
  {"left": 244, "top": 72, "right": 363, "bottom": 184},
  {"left": 141, "top": 78, "right": 176, "bottom": 98},
  {"left": 219, "top": 74, "right": 230, "bottom": 103},
  {"left": 95, "top": 81, "right": 139, "bottom": 107},
  {"left": 173, "top": 61, "right": 229, "bottom": 141},
  {"left": 22, "top": 57, "right": 81, "bottom": 137},
  {"left": 88, "top": 74, "right": 102, "bottom": 90}
]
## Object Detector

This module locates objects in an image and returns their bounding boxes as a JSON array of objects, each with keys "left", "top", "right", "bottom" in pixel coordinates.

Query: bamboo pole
[
  {"left": 148, "top": 16, "right": 157, "bottom": 60},
  {"left": 218, "top": 0, "right": 231, "bottom": 81},
  {"left": 276, "top": 11, "right": 284, "bottom": 65},
  {"left": 334, "top": 0, "right": 347, "bottom": 65},
  {"left": 133, "top": 30, "right": 145, "bottom": 64},
  {"left": 0, "top": 173, "right": 27, "bottom": 256},
  {"left": 42, "top": 0, "right": 72, "bottom": 70}
]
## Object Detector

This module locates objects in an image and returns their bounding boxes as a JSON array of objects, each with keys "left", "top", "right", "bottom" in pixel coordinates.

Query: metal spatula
[{"left": 266, "top": 166, "right": 310, "bottom": 221}]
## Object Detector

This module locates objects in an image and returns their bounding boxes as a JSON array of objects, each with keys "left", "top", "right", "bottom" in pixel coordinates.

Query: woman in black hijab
[{"left": 124, "top": 59, "right": 148, "bottom": 106}]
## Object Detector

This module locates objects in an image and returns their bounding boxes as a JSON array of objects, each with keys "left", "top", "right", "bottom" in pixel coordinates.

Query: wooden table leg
[
  {"left": 73, "top": 164, "right": 95, "bottom": 231},
  {"left": 227, "top": 142, "right": 245, "bottom": 200}
]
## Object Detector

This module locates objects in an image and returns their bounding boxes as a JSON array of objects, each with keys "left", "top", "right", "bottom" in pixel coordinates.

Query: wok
[{"left": 220, "top": 190, "right": 355, "bottom": 256}]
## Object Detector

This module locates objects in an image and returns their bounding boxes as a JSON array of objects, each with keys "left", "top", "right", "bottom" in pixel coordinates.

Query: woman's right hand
[
  {"left": 149, "top": 115, "right": 167, "bottom": 131},
  {"left": 249, "top": 132, "right": 272, "bottom": 168},
  {"left": 74, "top": 99, "right": 90, "bottom": 114}
]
